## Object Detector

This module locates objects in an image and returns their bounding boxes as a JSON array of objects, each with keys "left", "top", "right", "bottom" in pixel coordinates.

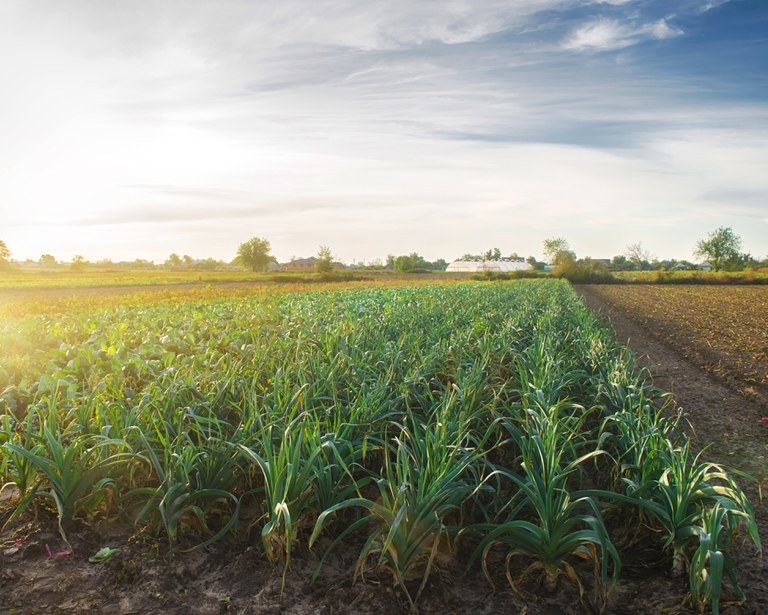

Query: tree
[
  {"left": 393, "top": 253, "right": 428, "bottom": 273},
  {"left": 315, "top": 245, "right": 334, "bottom": 273},
  {"left": 165, "top": 253, "right": 182, "bottom": 269},
  {"left": 236, "top": 237, "right": 271, "bottom": 272},
  {"left": 526, "top": 256, "right": 545, "bottom": 271},
  {"left": 542, "top": 237, "right": 576, "bottom": 267},
  {"left": 394, "top": 255, "right": 412, "bottom": 273},
  {"left": 611, "top": 255, "right": 630, "bottom": 271},
  {"left": 483, "top": 247, "right": 502, "bottom": 261},
  {"left": 694, "top": 227, "right": 742, "bottom": 272},
  {"left": 39, "top": 254, "right": 57, "bottom": 266},
  {"left": 625, "top": 242, "right": 654, "bottom": 270},
  {"left": 0, "top": 239, "right": 10, "bottom": 264},
  {"left": 70, "top": 255, "right": 86, "bottom": 271}
]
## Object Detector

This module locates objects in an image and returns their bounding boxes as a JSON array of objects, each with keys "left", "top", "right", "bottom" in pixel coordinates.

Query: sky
[{"left": 1, "top": 0, "right": 766, "bottom": 264}]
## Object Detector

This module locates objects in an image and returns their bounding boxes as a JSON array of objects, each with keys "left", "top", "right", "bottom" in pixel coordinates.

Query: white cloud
[{"left": 563, "top": 18, "right": 683, "bottom": 52}]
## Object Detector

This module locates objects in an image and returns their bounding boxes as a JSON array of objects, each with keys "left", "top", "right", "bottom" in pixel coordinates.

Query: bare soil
[{"left": 1, "top": 284, "right": 766, "bottom": 614}]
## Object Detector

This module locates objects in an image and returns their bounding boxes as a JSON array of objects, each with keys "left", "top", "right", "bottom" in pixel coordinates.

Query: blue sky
[{"left": 1, "top": 0, "right": 766, "bottom": 263}]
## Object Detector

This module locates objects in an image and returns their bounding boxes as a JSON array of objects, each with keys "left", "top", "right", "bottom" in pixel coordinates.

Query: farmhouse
[
  {"left": 446, "top": 260, "right": 534, "bottom": 273},
  {"left": 283, "top": 257, "right": 317, "bottom": 271}
]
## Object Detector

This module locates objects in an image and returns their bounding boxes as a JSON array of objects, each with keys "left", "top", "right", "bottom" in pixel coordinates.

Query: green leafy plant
[
  {"left": 310, "top": 410, "right": 491, "bottom": 610},
  {"left": 4, "top": 425, "right": 131, "bottom": 543},
  {"left": 473, "top": 407, "right": 620, "bottom": 607},
  {"left": 128, "top": 424, "right": 241, "bottom": 553}
]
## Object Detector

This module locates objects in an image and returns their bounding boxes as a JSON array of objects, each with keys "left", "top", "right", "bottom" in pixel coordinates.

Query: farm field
[
  {"left": 0, "top": 280, "right": 763, "bottom": 614},
  {"left": 577, "top": 285, "right": 768, "bottom": 410},
  {"left": 0, "top": 274, "right": 469, "bottom": 321},
  {"left": 0, "top": 268, "right": 469, "bottom": 291}
]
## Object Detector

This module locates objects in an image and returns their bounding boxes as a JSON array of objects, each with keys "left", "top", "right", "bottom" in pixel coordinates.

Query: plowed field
[{"left": 577, "top": 285, "right": 768, "bottom": 410}]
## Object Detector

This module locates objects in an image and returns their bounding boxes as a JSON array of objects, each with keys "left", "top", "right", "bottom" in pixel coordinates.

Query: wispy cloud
[{"left": 563, "top": 17, "right": 683, "bottom": 52}]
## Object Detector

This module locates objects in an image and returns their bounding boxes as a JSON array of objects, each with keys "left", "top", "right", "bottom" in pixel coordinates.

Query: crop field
[
  {"left": 0, "top": 275, "right": 466, "bottom": 321},
  {"left": 0, "top": 281, "right": 761, "bottom": 614},
  {"left": 578, "top": 285, "right": 768, "bottom": 409}
]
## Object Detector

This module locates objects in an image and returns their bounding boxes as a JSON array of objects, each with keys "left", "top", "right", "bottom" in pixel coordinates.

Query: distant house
[
  {"left": 671, "top": 264, "right": 688, "bottom": 271},
  {"left": 284, "top": 257, "right": 317, "bottom": 272},
  {"left": 697, "top": 262, "right": 712, "bottom": 271},
  {"left": 446, "top": 260, "right": 533, "bottom": 273}
]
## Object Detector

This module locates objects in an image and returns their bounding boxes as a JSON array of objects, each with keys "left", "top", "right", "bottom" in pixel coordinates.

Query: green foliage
[
  {"left": 542, "top": 237, "right": 573, "bottom": 265},
  {"left": 473, "top": 405, "right": 620, "bottom": 607},
  {"left": 694, "top": 227, "right": 743, "bottom": 272},
  {"left": 315, "top": 245, "right": 334, "bottom": 274},
  {"left": 4, "top": 425, "right": 132, "bottom": 542},
  {"left": 236, "top": 236, "right": 271, "bottom": 272},
  {"left": 127, "top": 419, "right": 242, "bottom": 553},
  {"left": 311, "top": 402, "right": 492, "bottom": 609},
  {"left": 393, "top": 252, "right": 427, "bottom": 272}
]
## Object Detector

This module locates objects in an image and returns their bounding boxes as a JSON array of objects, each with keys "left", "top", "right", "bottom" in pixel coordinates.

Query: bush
[
  {"left": 472, "top": 270, "right": 543, "bottom": 281},
  {"left": 556, "top": 262, "right": 615, "bottom": 284}
]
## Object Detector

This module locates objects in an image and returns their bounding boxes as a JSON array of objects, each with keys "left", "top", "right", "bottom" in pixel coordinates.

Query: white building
[{"left": 446, "top": 260, "right": 534, "bottom": 273}]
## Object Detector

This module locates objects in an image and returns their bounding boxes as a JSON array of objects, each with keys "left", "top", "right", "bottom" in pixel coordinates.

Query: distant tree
[
  {"left": 394, "top": 253, "right": 428, "bottom": 273},
  {"left": 694, "top": 226, "right": 742, "bottom": 272},
  {"left": 394, "top": 255, "right": 415, "bottom": 273},
  {"left": 526, "top": 256, "right": 545, "bottom": 271},
  {"left": 315, "top": 245, "right": 334, "bottom": 273},
  {"left": 552, "top": 250, "right": 578, "bottom": 276},
  {"left": 70, "top": 254, "right": 86, "bottom": 271},
  {"left": 625, "top": 242, "right": 654, "bottom": 270},
  {"left": 165, "top": 253, "right": 182, "bottom": 269},
  {"left": 543, "top": 237, "right": 576, "bottom": 267},
  {"left": 0, "top": 240, "right": 10, "bottom": 264},
  {"left": 611, "top": 255, "right": 631, "bottom": 271},
  {"left": 132, "top": 258, "right": 156, "bottom": 269},
  {"left": 182, "top": 254, "right": 193, "bottom": 268},
  {"left": 542, "top": 237, "right": 574, "bottom": 265},
  {"left": 197, "top": 257, "right": 225, "bottom": 270},
  {"left": 739, "top": 253, "right": 759, "bottom": 270},
  {"left": 39, "top": 254, "right": 57, "bottom": 266},
  {"left": 236, "top": 237, "right": 271, "bottom": 272},
  {"left": 483, "top": 247, "right": 502, "bottom": 261},
  {"left": 721, "top": 252, "right": 757, "bottom": 272}
]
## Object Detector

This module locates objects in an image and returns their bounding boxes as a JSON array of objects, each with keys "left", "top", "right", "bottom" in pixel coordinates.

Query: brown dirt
[
  {"left": 1, "top": 283, "right": 766, "bottom": 615},
  {"left": 577, "top": 285, "right": 768, "bottom": 411}
]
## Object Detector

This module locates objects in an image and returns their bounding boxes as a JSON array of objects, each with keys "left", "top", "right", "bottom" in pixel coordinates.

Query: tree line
[{"left": 0, "top": 226, "right": 764, "bottom": 274}]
